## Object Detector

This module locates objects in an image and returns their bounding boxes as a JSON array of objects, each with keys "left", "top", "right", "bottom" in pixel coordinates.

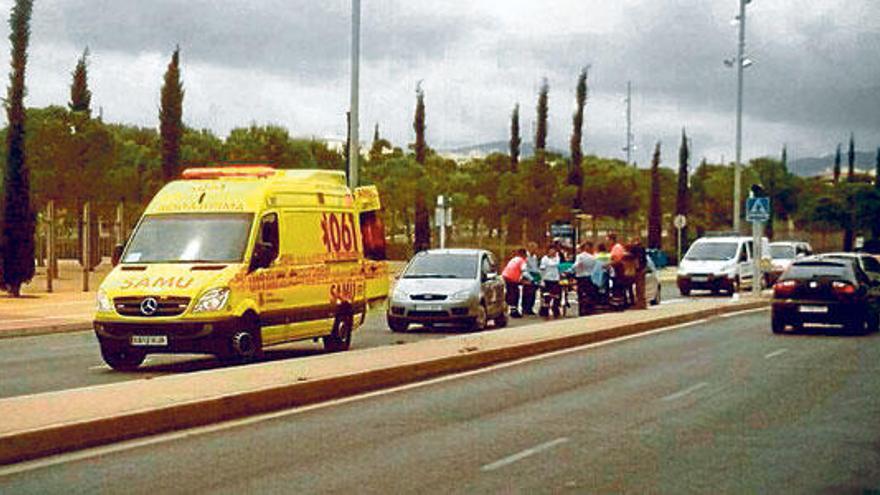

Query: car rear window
[
  {"left": 781, "top": 262, "right": 852, "bottom": 280},
  {"left": 770, "top": 245, "right": 795, "bottom": 259}
]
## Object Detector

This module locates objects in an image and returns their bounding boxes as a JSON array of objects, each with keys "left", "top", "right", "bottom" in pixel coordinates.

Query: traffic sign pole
[{"left": 746, "top": 197, "right": 769, "bottom": 295}]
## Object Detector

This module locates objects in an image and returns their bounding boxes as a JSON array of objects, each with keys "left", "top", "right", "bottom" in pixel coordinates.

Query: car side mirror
[
  {"left": 111, "top": 244, "right": 125, "bottom": 267},
  {"left": 250, "top": 242, "right": 275, "bottom": 271}
]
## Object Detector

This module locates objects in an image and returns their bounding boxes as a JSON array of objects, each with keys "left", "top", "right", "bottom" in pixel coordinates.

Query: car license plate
[
  {"left": 798, "top": 305, "right": 828, "bottom": 314},
  {"left": 692, "top": 276, "right": 708, "bottom": 282},
  {"left": 416, "top": 304, "right": 442, "bottom": 312},
  {"left": 131, "top": 335, "right": 168, "bottom": 346}
]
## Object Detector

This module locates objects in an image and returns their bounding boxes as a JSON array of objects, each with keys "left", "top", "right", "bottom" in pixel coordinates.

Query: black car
[{"left": 771, "top": 258, "right": 880, "bottom": 334}]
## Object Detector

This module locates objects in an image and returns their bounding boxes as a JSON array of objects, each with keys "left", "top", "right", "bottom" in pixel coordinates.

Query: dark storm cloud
[
  {"left": 39, "top": 0, "right": 478, "bottom": 78},
  {"left": 495, "top": 0, "right": 880, "bottom": 133}
]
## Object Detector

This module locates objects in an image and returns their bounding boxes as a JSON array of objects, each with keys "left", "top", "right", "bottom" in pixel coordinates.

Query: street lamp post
[
  {"left": 348, "top": 0, "right": 361, "bottom": 189},
  {"left": 732, "top": 0, "right": 748, "bottom": 234}
]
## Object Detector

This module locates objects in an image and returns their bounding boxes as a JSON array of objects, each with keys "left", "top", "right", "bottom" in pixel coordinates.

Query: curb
[
  {"left": 0, "top": 322, "right": 92, "bottom": 340},
  {"left": 0, "top": 300, "right": 768, "bottom": 466}
]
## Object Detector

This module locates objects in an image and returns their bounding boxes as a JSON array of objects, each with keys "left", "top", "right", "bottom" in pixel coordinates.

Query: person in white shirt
[
  {"left": 540, "top": 245, "right": 562, "bottom": 318},
  {"left": 573, "top": 241, "right": 598, "bottom": 315}
]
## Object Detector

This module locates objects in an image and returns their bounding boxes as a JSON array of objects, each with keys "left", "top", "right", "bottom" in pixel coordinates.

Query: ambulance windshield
[{"left": 123, "top": 213, "right": 254, "bottom": 263}]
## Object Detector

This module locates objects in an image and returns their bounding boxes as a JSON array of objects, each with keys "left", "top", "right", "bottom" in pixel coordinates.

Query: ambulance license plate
[
  {"left": 799, "top": 305, "right": 828, "bottom": 314},
  {"left": 416, "top": 304, "right": 442, "bottom": 312},
  {"left": 131, "top": 335, "right": 168, "bottom": 346}
]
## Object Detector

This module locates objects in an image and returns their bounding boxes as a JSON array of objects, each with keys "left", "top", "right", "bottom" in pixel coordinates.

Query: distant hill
[
  {"left": 440, "top": 140, "right": 566, "bottom": 159},
  {"left": 789, "top": 151, "right": 877, "bottom": 177}
]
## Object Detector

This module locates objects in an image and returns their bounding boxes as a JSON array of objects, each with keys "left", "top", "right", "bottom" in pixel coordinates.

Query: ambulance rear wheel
[
  {"left": 324, "top": 313, "right": 353, "bottom": 352},
  {"left": 101, "top": 345, "right": 146, "bottom": 371}
]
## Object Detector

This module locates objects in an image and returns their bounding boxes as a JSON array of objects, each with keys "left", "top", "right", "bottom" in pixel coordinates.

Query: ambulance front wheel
[
  {"left": 324, "top": 312, "right": 353, "bottom": 352},
  {"left": 100, "top": 345, "right": 146, "bottom": 371}
]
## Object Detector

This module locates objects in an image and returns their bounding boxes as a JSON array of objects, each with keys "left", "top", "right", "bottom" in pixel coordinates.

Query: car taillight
[
  {"left": 832, "top": 281, "right": 856, "bottom": 296},
  {"left": 773, "top": 280, "right": 797, "bottom": 296}
]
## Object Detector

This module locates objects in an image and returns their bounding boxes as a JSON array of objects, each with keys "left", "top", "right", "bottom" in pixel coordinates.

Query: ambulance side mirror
[
  {"left": 111, "top": 244, "right": 125, "bottom": 267},
  {"left": 250, "top": 242, "right": 276, "bottom": 271}
]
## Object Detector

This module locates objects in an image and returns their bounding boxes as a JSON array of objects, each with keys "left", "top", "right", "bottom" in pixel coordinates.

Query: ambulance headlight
[
  {"left": 193, "top": 288, "right": 230, "bottom": 313},
  {"left": 96, "top": 290, "right": 113, "bottom": 312}
]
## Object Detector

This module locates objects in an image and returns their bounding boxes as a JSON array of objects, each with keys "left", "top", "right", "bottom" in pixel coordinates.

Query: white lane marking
[
  {"left": 0, "top": 310, "right": 764, "bottom": 476},
  {"left": 481, "top": 437, "right": 570, "bottom": 472},
  {"left": 661, "top": 382, "right": 708, "bottom": 402},
  {"left": 764, "top": 348, "right": 788, "bottom": 359},
  {"left": 719, "top": 307, "right": 769, "bottom": 318},
  {"left": 660, "top": 299, "right": 687, "bottom": 305}
]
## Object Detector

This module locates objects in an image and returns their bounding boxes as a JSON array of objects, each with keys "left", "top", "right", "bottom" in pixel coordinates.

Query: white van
[{"left": 677, "top": 236, "right": 770, "bottom": 296}]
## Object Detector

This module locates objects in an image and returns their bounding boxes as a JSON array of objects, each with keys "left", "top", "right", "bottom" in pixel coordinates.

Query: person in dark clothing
[
  {"left": 573, "top": 241, "right": 597, "bottom": 316},
  {"left": 629, "top": 237, "right": 648, "bottom": 309},
  {"left": 521, "top": 242, "right": 541, "bottom": 315}
]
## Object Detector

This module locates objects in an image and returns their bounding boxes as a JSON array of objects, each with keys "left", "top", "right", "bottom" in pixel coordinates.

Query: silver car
[{"left": 387, "top": 249, "right": 507, "bottom": 332}]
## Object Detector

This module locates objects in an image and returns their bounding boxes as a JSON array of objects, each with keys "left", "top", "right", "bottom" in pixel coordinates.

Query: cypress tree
[
  {"left": 535, "top": 78, "right": 549, "bottom": 164},
  {"left": 159, "top": 46, "right": 184, "bottom": 182},
  {"left": 833, "top": 144, "right": 841, "bottom": 185},
  {"left": 675, "top": 128, "right": 689, "bottom": 249},
  {"left": 567, "top": 68, "right": 587, "bottom": 210},
  {"left": 2, "top": 0, "right": 35, "bottom": 297},
  {"left": 69, "top": 47, "right": 98, "bottom": 270},
  {"left": 847, "top": 133, "right": 855, "bottom": 182},
  {"left": 843, "top": 134, "right": 856, "bottom": 250},
  {"left": 509, "top": 104, "right": 520, "bottom": 173},
  {"left": 373, "top": 122, "right": 380, "bottom": 145},
  {"left": 69, "top": 48, "right": 91, "bottom": 115},
  {"left": 412, "top": 83, "right": 430, "bottom": 253},
  {"left": 648, "top": 142, "right": 662, "bottom": 250},
  {"left": 506, "top": 103, "right": 522, "bottom": 246}
]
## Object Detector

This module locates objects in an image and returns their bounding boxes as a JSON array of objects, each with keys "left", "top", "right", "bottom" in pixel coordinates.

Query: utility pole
[
  {"left": 733, "top": 0, "right": 748, "bottom": 234},
  {"left": 348, "top": 0, "right": 361, "bottom": 189},
  {"left": 624, "top": 81, "right": 633, "bottom": 165}
]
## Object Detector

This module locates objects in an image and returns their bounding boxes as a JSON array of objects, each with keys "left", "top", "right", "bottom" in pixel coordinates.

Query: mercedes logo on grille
[{"left": 140, "top": 297, "right": 159, "bottom": 316}]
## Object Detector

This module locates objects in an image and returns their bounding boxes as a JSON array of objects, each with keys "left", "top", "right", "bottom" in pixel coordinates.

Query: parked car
[
  {"left": 767, "top": 241, "right": 813, "bottom": 285},
  {"left": 387, "top": 249, "right": 507, "bottom": 332},
  {"left": 677, "top": 236, "right": 770, "bottom": 296},
  {"left": 771, "top": 257, "right": 880, "bottom": 334}
]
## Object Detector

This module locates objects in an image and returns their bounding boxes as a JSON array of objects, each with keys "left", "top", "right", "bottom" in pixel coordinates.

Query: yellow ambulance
[{"left": 93, "top": 165, "right": 389, "bottom": 370}]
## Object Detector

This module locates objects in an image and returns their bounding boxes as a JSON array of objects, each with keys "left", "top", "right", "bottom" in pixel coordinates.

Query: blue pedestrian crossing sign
[{"left": 746, "top": 197, "right": 771, "bottom": 223}]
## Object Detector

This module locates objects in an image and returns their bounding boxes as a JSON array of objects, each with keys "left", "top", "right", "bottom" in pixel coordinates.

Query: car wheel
[
  {"left": 650, "top": 284, "right": 661, "bottom": 306},
  {"left": 867, "top": 310, "right": 880, "bottom": 333},
  {"left": 324, "top": 312, "right": 353, "bottom": 352},
  {"left": 494, "top": 310, "right": 508, "bottom": 328},
  {"left": 680, "top": 287, "right": 690, "bottom": 296},
  {"left": 771, "top": 314, "right": 786, "bottom": 334},
  {"left": 469, "top": 304, "right": 488, "bottom": 332},
  {"left": 387, "top": 317, "right": 409, "bottom": 333},
  {"left": 730, "top": 277, "right": 741, "bottom": 296},
  {"left": 101, "top": 345, "right": 146, "bottom": 371}
]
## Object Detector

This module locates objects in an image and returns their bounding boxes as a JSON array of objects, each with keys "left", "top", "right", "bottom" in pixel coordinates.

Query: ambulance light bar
[{"left": 182, "top": 165, "right": 277, "bottom": 180}]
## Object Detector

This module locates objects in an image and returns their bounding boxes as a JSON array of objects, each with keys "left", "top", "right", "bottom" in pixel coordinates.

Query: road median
[{"left": 0, "top": 296, "right": 768, "bottom": 465}]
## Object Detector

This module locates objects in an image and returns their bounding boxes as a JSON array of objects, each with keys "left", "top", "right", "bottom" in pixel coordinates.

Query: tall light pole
[
  {"left": 732, "top": 0, "right": 749, "bottom": 233},
  {"left": 348, "top": 0, "right": 361, "bottom": 189},
  {"left": 624, "top": 81, "right": 633, "bottom": 166}
]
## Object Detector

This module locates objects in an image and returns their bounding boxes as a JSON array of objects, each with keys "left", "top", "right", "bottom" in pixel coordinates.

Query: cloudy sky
[{"left": 0, "top": 0, "right": 878, "bottom": 167}]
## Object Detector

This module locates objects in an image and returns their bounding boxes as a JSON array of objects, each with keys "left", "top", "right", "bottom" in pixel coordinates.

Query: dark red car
[{"left": 771, "top": 258, "right": 880, "bottom": 334}]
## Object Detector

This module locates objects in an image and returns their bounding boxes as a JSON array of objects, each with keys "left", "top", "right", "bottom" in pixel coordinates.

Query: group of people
[{"left": 501, "top": 233, "right": 649, "bottom": 319}]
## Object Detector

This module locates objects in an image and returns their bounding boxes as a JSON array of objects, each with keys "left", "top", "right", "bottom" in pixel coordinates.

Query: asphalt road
[
  {"left": 4, "top": 309, "right": 879, "bottom": 493},
  {"left": 0, "top": 285, "right": 706, "bottom": 399}
]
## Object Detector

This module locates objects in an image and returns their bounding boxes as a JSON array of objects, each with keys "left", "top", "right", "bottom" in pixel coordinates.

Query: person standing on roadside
[
  {"left": 521, "top": 242, "right": 541, "bottom": 316},
  {"left": 573, "top": 241, "right": 597, "bottom": 316},
  {"left": 608, "top": 232, "right": 626, "bottom": 263},
  {"left": 629, "top": 237, "right": 648, "bottom": 309},
  {"left": 540, "top": 244, "right": 562, "bottom": 318},
  {"left": 502, "top": 249, "right": 528, "bottom": 318}
]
